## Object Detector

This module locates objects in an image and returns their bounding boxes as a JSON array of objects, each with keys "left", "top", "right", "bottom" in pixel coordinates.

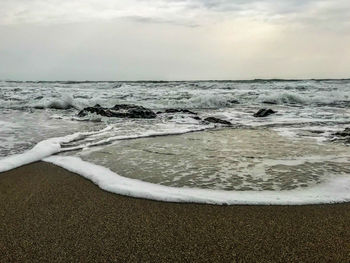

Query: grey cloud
[
  {"left": 0, "top": 1, "right": 349, "bottom": 80},
  {"left": 158, "top": 0, "right": 350, "bottom": 30},
  {"left": 0, "top": 0, "right": 349, "bottom": 31}
]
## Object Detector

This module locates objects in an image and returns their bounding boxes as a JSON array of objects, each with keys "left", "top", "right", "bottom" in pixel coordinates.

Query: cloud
[
  {"left": 0, "top": 1, "right": 349, "bottom": 80},
  {"left": 0, "top": 0, "right": 193, "bottom": 25},
  {"left": 185, "top": 0, "right": 350, "bottom": 31},
  {"left": 1, "top": 0, "right": 349, "bottom": 30}
]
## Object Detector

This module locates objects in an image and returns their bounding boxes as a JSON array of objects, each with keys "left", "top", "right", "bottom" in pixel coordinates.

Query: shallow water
[{"left": 80, "top": 128, "right": 350, "bottom": 191}]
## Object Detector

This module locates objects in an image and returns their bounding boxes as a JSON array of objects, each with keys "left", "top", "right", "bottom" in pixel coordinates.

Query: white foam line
[
  {"left": 59, "top": 126, "right": 208, "bottom": 153},
  {"left": 0, "top": 138, "right": 66, "bottom": 173},
  {"left": 0, "top": 126, "right": 113, "bottom": 173},
  {"left": 44, "top": 155, "right": 350, "bottom": 205},
  {"left": 0, "top": 125, "right": 205, "bottom": 172}
]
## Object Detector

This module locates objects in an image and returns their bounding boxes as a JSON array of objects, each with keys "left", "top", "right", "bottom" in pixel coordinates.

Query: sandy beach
[{"left": 1, "top": 162, "right": 350, "bottom": 262}]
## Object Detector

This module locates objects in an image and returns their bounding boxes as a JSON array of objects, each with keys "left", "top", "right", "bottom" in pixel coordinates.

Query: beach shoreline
[{"left": 1, "top": 161, "right": 350, "bottom": 262}]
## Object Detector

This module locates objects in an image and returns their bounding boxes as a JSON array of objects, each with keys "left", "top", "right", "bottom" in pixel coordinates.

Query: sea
[{"left": 1, "top": 79, "right": 350, "bottom": 205}]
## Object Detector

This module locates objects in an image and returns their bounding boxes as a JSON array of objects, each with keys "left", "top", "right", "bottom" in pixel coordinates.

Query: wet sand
[{"left": 1, "top": 162, "right": 350, "bottom": 262}]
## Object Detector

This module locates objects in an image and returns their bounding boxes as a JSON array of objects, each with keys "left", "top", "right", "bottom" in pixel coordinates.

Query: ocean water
[{"left": 1, "top": 80, "right": 350, "bottom": 204}]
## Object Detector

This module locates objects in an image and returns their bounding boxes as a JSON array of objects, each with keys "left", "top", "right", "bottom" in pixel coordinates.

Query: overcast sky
[{"left": 0, "top": 0, "right": 349, "bottom": 80}]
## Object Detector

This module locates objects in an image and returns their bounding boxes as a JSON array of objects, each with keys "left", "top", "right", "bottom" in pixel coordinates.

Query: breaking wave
[
  {"left": 178, "top": 94, "right": 238, "bottom": 109},
  {"left": 258, "top": 92, "right": 306, "bottom": 105},
  {"left": 33, "top": 94, "right": 82, "bottom": 110},
  {"left": 258, "top": 91, "right": 350, "bottom": 107}
]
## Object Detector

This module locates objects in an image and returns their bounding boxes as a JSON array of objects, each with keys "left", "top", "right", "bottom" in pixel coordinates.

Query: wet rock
[
  {"left": 229, "top": 99, "right": 240, "bottom": 104},
  {"left": 204, "top": 117, "right": 232, "bottom": 125},
  {"left": 309, "top": 130, "right": 325, "bottom": 134},
  {"left": 253, "top": 108, "right": 276, "bottom": 118},
  {"left": 164, "top": 109, "right": 198, "bottom": 115},
  {"left": 191, "top": 116, "right": 201, "bottom": 121},
  {"left": 262, "top": 101, "right": 278, "bottom": 105},
  {"left": 78, "top": 104, "right": 157, "bottom": 119},
  {"left": 334, "top": 127, "right": 350, "bottom": 137},
  {"left": 113, "top": 83, "right": 123, "bottom": 88},
  {"left": 331, "top": 128, "right": 350, "bottom": 144}
]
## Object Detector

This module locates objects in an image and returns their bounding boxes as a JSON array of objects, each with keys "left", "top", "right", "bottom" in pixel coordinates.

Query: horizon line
[{"left": 2, "top": 78, "right": 350, "bottom": 83}]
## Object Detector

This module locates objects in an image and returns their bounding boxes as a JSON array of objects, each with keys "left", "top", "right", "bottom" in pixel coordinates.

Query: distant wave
[
  {"left": 258, "top": 91, "right": 350, "bottom": 106},
  {"left": 258, "top": 92, "right": 306, "bottom": 105},
  {"left": 184, "top": 94, "right": 238, "bottom": 109}
]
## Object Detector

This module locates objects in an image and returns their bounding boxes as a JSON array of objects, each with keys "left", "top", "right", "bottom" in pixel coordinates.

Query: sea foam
[
  {"left": 33, "top": 94, "right": 80, "bottom": 110},
  {"left": 44, "top": 155, "right": 350, "bottom": 205},
  {"left": 1, "top": 129, "right": 350, "bottom": 205},
  {"left": 0, "top": 124, "right": 207, "bottom": 172},
  {"left": 0, "top": 128, "right": 111, "bottom": 172},
  {"left": 0, "top": 134, "right": 76, "bottom": 172}
]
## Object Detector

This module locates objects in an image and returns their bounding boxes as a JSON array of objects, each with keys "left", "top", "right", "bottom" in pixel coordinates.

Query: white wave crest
[
  {"left": 258, "top": 90, "right": 350, "bottom": 106},
  {"left": 185, "top": 94, "right": 236, "bottom": 109},
  {"left": 33, "top": 94, "right": 80, "bottom": 110},
  {"left": 259, "top": 92, "right": 306, "bottom": 105}
]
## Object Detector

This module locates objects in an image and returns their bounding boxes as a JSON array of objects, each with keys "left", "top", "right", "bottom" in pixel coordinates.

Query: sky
[{"left": 0, "top": 0, "right": 349, "bottom": 80}]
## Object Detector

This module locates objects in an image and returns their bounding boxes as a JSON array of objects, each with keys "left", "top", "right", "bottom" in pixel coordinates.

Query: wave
[
  {"left": 183, "top": 94, "right": 238, "bottom": 109},
  {"left": 258, "top": 91, "right": 350, "bottom": 107},
  {"left": 258, "top": 92, "right": 306, "bottom": 105},
  {"left": 33, "top": 94, "right": 81, "bottom": 110}
]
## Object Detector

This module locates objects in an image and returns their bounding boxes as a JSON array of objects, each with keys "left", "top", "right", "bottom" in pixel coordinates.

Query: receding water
[{"left": 80, "top": 128, "right": 350, "bottom": 191}]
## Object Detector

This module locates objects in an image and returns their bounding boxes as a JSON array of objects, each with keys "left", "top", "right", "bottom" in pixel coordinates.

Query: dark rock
[
  {"left": 191, "top": 116, "right": 201, "bottom": 121},
  {"left": 309, "top": 130, "right": 325, "bottom": 134},
  {"left": 78, "top": 106, "right": 112, "bottom": 117},
  {"left": 164, "top": 109, "right": 197, "bottom": 115},
  {"left": 253, "top": 108, "right": 276, "bottom": 118},
  {"left": 204, "top": 117, "right": 231, "bottom": 125},
  {"left": 332, "top": 128, "right": 350, "bottom": 144},
  {"left": 229, "top": 99, "right": 240, "bottom": 104},
  {"left": 334, "top": 128, "right": 350, "bottom": 137},
  {"left": 78, "top": 104, "right": 157, "bottom": 119},
  {"left": 262, "top": 101, "right": 278, "bottom": 105},
  {"left": 113, "top": 84, "right": 122, "bottom": 88}
]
